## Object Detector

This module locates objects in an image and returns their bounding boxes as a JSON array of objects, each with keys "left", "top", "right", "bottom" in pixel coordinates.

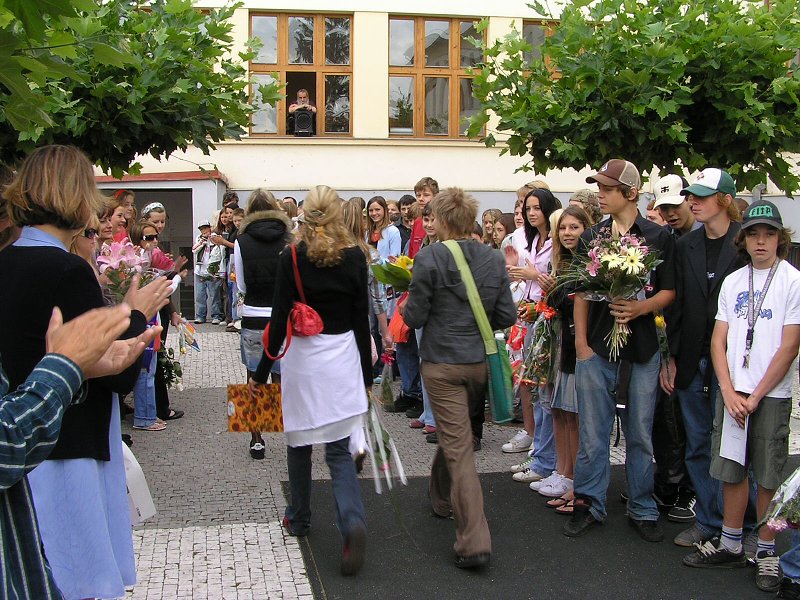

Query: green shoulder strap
[{"left": 443, "top": 240, "right": 497, "bottom": 356}]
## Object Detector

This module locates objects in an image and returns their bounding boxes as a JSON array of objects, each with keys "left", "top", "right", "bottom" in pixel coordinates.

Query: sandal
[
  {"left": 133, "top": 422, "right": 166, "bottom": 431},
  {"left": 555, "top": 499, "right": 575, "bottom": 515},
  {"left": 546, "top": 496, "right": 570, "bottom": 509}
]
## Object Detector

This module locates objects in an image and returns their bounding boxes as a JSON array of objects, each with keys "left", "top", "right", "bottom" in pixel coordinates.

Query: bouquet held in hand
[
  {"left": 519, "top": 299, "right": 560, "bottom": 387},
  {"left": 97, "top": 241, "right": 156, "bottom": 304},
  {"left": 371, "top": 255, "right": 413, "bottom": 292},
  {"left": 557, "top": 229, "right": 661, "bottom": 360}
]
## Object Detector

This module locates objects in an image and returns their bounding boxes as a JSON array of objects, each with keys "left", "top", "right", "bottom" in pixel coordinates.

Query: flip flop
[
  {"left": 133, "top": 422, "right": 167, "bottom": 431},
  {"left": 555, "top": 499, "right": 575, "bottom": 515},
  {"left": 546, "top": 496, "right": 570, "bottom": 509}
]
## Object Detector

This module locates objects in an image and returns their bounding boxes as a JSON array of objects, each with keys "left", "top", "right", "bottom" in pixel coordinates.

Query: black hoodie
[{"left": 236, "top": 210, "right": 292, "bottom": 328}]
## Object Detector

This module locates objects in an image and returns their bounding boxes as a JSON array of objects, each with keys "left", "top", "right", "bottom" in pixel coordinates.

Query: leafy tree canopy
[
  {"left": 468, "top": 0, "right": 800, "bottom": 194},
  {"left": 0, "top": 0, "right": 283, "bottom": 177}
]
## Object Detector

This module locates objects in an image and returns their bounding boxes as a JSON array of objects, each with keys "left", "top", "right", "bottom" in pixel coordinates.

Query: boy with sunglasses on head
[{"left": 683, "top": 200, "right": 800, "bottom": 594}]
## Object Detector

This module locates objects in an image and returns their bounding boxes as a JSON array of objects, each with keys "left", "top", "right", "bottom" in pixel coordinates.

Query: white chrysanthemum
[{"left": 621, "top": 247, "right": 645, "bottom": 275}]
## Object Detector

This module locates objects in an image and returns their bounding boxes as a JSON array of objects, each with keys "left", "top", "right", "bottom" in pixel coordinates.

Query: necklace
[{"left": 742, "top": 259, "right": 780, "bottom": 368}]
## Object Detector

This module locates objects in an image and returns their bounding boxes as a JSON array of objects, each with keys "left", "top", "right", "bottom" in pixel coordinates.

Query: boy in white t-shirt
[{"left": 683, "top": 200, "right": 800, "bottom": 594}]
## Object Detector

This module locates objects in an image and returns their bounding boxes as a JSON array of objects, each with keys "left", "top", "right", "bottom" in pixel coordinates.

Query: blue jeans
[
  {"left": 574, "top": 351, "right": 661, "bottom": 522},
  {"left": 194, "top": 274, "right": 223, "bottom": 321},
  {"left": 133, "top": 351, "right": 157, "bottom": 427},
  {"left": 782, "top": 530, "right": 800, "bottom": 582},
  {"left": 676, "top": 357, "right": 724, "bottom": 535},
  {"left": 395, "top": 331, "right": 422, "bottom": 400},
  {"left": 532, "top": 386, "right": 555, "bottom": 476},
  {"left": 285, "top": 437, "right": 366, "bottom": 536},
  {"left": 228, "top": 280, "right": 238, "bottom": 321},
  {"left": 416, "top": 329, "right": 436, "bottom": 428}
]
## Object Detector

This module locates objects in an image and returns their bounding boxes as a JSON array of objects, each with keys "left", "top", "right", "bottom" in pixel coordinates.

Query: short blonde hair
[
  {"left": 5, "top": 145, "right": 104, "bottom": 230},
  {"left": 299, "top": 185, "right": 355, "bottom": 267},
  {"left": 430, "top": 187, "right": 478, "bottom": 239}
]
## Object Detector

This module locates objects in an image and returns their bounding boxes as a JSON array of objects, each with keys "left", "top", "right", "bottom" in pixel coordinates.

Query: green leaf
[{"left": 91, "top": 42, "right": 137, "bottom": 67}]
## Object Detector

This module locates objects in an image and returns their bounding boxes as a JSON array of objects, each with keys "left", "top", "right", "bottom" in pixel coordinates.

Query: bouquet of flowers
[
  {"left": 157, "top": 347, "right": 184, "bottom": 391},
  {"left": 97, "top": 241, "right": 156, "bottom": 304},
  {"left": 518, "top": 299, "right": 560, "bottom": 387},
  {"left": 371, "top": 255, "right": 413, "bottom": 292},
  {"left": 557, "top": 229, "right": 662, "bottom": 360},
  {"left": 378, "top": 351, "right": 396, "bottom": 410},
  {"left": 364, "top": 391, "right": 408, "bottom": 494},
  {"left": 766, "top": 466, "right": 800, "bottom": 532}
]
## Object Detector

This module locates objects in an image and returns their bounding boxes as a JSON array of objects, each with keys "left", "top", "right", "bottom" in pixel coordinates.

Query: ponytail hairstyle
[{"left": 298, "top": 185, "right": 353, "bottom": 267}]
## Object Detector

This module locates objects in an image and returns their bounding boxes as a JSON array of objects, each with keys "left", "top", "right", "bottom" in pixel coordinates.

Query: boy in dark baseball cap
[{"left": 684, "top": 198, "right": 800, "bottom": 595}]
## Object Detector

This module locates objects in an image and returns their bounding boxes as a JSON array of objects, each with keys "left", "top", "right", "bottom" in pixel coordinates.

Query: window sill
[{"left": 228, "top": 136, "right": 485, "bottom": 147}]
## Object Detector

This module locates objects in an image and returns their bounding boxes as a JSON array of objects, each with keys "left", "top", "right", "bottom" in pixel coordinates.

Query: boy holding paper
[{"left": 683, "top": 200, "right": 800, "bottom": 594}]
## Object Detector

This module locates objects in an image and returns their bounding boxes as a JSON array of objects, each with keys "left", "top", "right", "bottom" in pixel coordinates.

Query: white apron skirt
[{"left": 281, "top": 330, "right": 368, "bottom": 447}]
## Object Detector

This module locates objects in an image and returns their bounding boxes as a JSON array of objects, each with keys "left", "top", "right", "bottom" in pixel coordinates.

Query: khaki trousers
[{"left": 421, "top": 360, "right": 491, "bottom": 556}]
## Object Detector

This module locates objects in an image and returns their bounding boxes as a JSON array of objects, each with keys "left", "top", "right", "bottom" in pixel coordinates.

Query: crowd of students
[{"left": 1, "top": 144, "right": 799, "bottom": 595}]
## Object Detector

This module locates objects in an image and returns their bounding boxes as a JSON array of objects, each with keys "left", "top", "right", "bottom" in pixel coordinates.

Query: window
[
  {"left": 389, "top": 17, "right": 484, "bottom": 138},
  {"left": 250, "top": 13, "right": 353, "bottom": 136}
]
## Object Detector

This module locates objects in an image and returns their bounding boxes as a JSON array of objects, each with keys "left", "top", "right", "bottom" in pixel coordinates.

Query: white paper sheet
[{"left": 719, "top": 410, "right": 749, "bottom": 466}]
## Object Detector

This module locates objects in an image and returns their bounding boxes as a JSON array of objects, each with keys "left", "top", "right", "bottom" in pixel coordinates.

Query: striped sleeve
[{"left": 0, "top": 354, "right": 84, "bottom": 490}]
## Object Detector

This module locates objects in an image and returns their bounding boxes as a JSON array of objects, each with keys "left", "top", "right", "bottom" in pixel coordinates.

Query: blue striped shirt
[{"left": 0, "top": 353, "right": 84, "bottom": 600}]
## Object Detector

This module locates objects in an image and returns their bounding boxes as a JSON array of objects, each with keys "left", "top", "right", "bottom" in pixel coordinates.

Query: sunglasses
[
  {"left": 143, "top": 234, "right": 159, "bottom": 241},
  {"left": 83, "top": 228, "right": 98, "bottom": 239}
]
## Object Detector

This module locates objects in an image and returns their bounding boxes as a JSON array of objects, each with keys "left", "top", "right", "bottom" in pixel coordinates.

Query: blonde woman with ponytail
[{"left": 250, "top": 185, "right": 371, "bottom": 576}]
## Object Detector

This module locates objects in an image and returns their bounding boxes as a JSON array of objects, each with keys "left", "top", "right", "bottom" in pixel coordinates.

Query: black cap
[{"left": 742, "top": 200, "right": 783, "bottom": 230}]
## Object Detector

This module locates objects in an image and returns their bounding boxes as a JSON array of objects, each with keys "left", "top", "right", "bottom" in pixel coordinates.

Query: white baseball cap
[{"left": 653, "top": 174, "right": 689, "bottom": 208}]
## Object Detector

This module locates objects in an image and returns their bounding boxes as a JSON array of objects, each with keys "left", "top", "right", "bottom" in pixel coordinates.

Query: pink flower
[
  {"left": 587, "top": 257, "right": 601, "bottom": 277},
  {"left": 97, "top": 242, "right": 143, "bottom": 274}
]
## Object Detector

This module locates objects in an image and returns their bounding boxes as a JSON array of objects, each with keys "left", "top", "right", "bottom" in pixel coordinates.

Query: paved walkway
[{"left": 123, "top": 325, "right": 800, "bottom": 599}]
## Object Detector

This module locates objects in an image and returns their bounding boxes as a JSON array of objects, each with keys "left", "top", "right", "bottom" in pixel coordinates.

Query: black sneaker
[
  {"left": 682, "top": 537, "right": 747, "bottom": 569},
  {"left": 249, "top": 441, "right": 265, "bottom": 460},
  {"left": 628, "top": 517, "right": 664, "bottom": 542},
  {"left": 668, "top": 490, "right": 696, "bottom": 523},
  {"left": 426, "top": 432, "right": 438, "bottom": 444},
  {"left": 756, "top": 550, "right": 783, "bottom": 592},
  {"left": 405, "top": 401, "right": 424, "bottom": 419},
  {"left": 454, "top": 553, "right": 490, "bottom": 569},
  {"left": 778, "top": 577, "right": 800, "bottom": 599},
  {"left": 472, "top": 437, "right": 481, "bottom": 452},
  {"left": 563, "top": 500, "right": 600, "bottom": 537}
]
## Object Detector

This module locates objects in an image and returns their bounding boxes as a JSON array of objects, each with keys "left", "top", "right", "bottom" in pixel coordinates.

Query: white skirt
[{"left": 281, "top": 331, "right": 368, "bottom": 447}]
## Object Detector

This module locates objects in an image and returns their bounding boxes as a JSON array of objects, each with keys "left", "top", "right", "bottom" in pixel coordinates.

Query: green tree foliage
[
  {"left": 467, "top": 0, "right": 800, "bottom": 194},
  {"left": 0, "top": 0, "right": 283, "bottom": 177}
]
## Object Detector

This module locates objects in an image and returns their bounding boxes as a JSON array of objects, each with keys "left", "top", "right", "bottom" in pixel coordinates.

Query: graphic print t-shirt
[{"left": 715, "top": 260, "right": 800, "bottom": 397}]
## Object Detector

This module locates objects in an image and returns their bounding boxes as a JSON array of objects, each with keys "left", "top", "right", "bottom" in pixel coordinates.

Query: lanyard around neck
[{"left": 743, "top": 259, "right": 780, "bottom": 368}]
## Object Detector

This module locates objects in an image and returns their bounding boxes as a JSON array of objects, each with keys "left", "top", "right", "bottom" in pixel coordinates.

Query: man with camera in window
[{"left": 288, "top": 89, "right": 317, "bottom": 136}]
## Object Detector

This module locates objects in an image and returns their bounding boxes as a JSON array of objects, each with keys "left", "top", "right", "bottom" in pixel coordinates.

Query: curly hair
[{"left": 298, "top": 185, "right": 354, "bottom": 267}]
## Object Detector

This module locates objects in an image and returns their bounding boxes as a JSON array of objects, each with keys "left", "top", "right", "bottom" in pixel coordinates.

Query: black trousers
[
  {"left": 155, "top": 310, "right": 172, "bottom": 420},
  {"left": 652, "top": 388, "right": 693, "bottom": 502}
]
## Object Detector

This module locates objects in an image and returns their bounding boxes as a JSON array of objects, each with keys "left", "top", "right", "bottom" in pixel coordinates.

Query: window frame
[
  {"left": 388, "top": 16, "right": 485, "bottom": 139},
  {"left": 249, "top": 13, "right": 354, "bottom": 137}
]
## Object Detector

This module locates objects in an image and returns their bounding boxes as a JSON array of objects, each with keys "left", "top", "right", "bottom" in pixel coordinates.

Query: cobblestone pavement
[{"left": 125, "top": 324, "right": 800, "bottom": 599}]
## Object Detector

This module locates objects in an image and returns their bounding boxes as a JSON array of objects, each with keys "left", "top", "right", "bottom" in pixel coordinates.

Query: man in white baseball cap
[{"left": 653, "top": 174, "right": 699, "bottom": 238}]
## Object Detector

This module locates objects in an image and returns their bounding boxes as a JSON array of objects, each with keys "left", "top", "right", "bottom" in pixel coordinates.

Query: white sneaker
[
  {"left": 510, "top": 455, "right": 534, "bottom": 473},
  {"left": 512, "top": 467, "right": 544, "bottom": 483},
  {"left": 538, "top": 474, "right": 573, "bottom": 498},
  {"left": 502, "top": 430, "right": 533, "bottom": 453},
  {"left": 529, "top": 471, "right": 558, "bottom": 492},
  {"left": 211, "top": 318, "right": 221, "bottom": 325}
]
